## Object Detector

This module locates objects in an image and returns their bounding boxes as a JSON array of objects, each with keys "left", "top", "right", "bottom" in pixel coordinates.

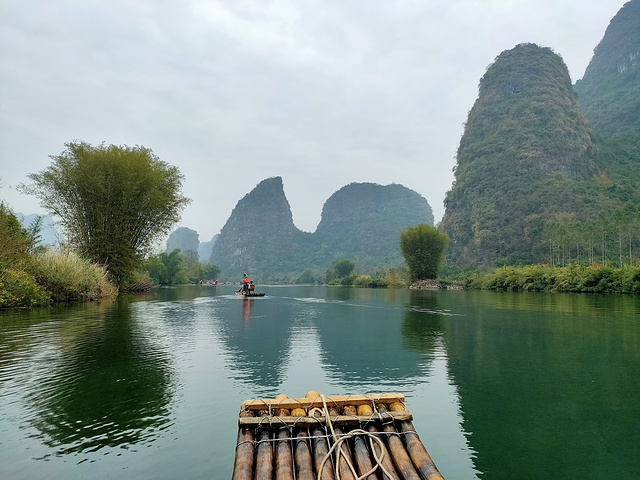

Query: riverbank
[
  {"left": 409, "top": 279, "right": 465, "bottom": 290},
  {"left": 0, "top": 250, "right": 117, "bottom": 309},
  {"left": 468, "top": 264, "right": 640, "bottom": 294}
]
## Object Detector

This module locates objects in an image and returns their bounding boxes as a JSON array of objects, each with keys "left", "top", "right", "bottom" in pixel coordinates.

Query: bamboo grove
[{"left": 544, "top": 203, "right": 640, "bottom": 268}]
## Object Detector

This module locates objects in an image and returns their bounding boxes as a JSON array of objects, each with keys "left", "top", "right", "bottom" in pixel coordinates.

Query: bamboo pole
[
  {"left": 377, "top": 404, "right": 421, "bottom": 480},
  {"left": 388, "top": 402, "right": 444, "bottom": 480},
  {"left": 366, "top": 423, "right": 400, "bottom": 480},
  {"left": 290, "top": 406, "right": 315, "bottom": 480},
  {"left": 254, "top": 429, "right": 273, "bottom": 480},
  {"left": 308, "top": 398, "right": 336, "bottom": 480},
  {"left": 275, "top": 428, "right": 294, "bottom": 480},
  {"left": 231, "top": 409, "right": 255, "bottom": 480},
  {"left": 275, "top": 396, "right": 294, "bottom": 480},
  {"left": 344, "top": 404, "right": 377, "bottom": 480},
  {"left": 254, "top": 407, "right": 274, "bottom": 480},
  {"left": 329, "top": 406, "right": 357, "bottom": 480},
  {"left": 243, "top": 393, "right": 406, "bottom": 411},
  {"left": 355, "top": 403, "right": 400, "bottom": 480}
]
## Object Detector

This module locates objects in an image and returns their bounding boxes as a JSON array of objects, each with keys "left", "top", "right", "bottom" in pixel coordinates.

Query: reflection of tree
[
  {"left": 440, "top": 292, "right": 640, "bottom": 479},
  {"left": 27, "top": 298, "right": 175, "bottom": 455},
  {"left": 401, "top": 291, "right": 445, "bottom": 356},
  {"left": 311, "top": 289, "right": 445, "bottom": 387}
]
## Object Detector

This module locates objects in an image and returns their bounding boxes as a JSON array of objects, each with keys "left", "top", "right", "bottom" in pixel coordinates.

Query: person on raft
[{"left": 242, "top": 272, "right": 250, "bottom": 293}]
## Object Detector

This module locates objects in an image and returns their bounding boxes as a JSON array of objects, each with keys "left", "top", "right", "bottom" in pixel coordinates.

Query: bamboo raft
[{"left": 232, "top": 392, "right": 444, "bottom": 480}]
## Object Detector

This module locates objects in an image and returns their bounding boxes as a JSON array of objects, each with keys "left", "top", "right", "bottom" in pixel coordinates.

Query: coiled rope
[{"left": 318, "top": 394, "right": 394, "bottom": 480}]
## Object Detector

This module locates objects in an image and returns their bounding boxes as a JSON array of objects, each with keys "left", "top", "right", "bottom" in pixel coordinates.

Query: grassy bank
[
  {"left": 469, "top": 264, "right": 640, "bottom": 294},
  {"left": 1, "top": 251, "right": 118, "bottom": 308},
  {"left": 1, "top": 203, "right": 117, "bottom": 308}
]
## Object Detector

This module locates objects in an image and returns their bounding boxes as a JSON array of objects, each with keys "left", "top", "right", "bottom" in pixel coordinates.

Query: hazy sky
[{"left": 0, "top": 0, "right": 626, "bottom": 242}]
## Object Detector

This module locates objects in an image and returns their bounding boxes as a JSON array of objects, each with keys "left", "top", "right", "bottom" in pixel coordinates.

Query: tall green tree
[
  {"left": 326, "top": 258, "right": 356, "bottom": 283},
  {"left": 400, "top": 224, "right": 449, "bottom": 280},
  {"left": 21, "top": 142, "right": 190, "bottom": 287}
]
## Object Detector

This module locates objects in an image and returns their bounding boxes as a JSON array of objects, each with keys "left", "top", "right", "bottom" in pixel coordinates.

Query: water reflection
[
  {"left": 4, "top": 286, "right": 637, "bottom": 479},
  {"left": 438, "top": 291, "right": 640, "bottom": 480},
  {"left": 24, "top": 298, "right": 175, "bottom": 457},
  {"left": 212, "top": 287, "right": 450, "bottom": 392},
  {"left": 301, "top": 288, "right": 440, "bottom": 389},
  {"left": 214, "top": 295, "right": 296, "bottom": 391},
  {"left": 402, "top": 291, "right": 446, "bottom": 356}
]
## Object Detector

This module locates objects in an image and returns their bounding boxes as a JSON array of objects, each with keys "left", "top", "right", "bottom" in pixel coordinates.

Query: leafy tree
[
  {"left": 143, "top": 249, "right": 220, "bottom": 285},
  {"left": 0, "top": 203, "right": 50, "bottom": 307},
  {"left": 294, "top": 268, "right": 316, "bottom": 284},
  {"left": 201, "top": 263, "right": 221, "bottom": 281},
  {"left": 21, "top": 142, "right": 190, "bottom": 287},
  {"left": 326, "top": 258, "right": 356, "bottom": 283},
  {"left": 0, "top": 202, "right": 38, "bottom": 271},
  {"left": 400, "top": 224, "right": 449, "bottom": 280}
]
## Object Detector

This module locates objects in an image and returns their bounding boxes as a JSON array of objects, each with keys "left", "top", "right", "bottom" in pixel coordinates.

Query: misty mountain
[
  {"left": 208, "top": 177, "right": 434, "bottom": 281},
  {"left": 574, "top": 0, "right": 640, "bottom": 135},
  {"left": 16, "top": 213, "right": 61, "bottom": 247},
  {"left": 198, "top": 234, "right": 218, "bottom": 263},
  {"left": 166, "top": 227, "right": 199, "bottom": 259}
]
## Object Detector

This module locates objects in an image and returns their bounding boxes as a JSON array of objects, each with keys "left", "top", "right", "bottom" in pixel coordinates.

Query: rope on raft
[{"left": 235, "top": 393, "right": 418, "bottom": 480}]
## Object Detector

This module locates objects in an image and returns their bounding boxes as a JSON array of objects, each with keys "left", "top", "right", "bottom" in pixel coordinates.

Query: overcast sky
[{"left": 0, "top": 0, "right": 626, "bottom": 243}]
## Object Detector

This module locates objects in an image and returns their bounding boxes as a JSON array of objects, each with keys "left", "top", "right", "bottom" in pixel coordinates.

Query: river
[{"left": 0, "top": 285, "right": 638, "bottom": 479}]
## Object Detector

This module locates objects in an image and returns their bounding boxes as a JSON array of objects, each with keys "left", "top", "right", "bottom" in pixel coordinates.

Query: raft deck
[{"left": 232, "top": 392, "right": 444, "bottom": 480}]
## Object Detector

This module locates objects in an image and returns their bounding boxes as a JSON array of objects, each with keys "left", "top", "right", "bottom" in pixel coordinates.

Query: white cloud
[{"left": 0, "top": 0, "right": 626, "bottom": 240}]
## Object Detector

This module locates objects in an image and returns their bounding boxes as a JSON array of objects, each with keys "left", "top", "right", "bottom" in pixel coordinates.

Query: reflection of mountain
[
  {"left": 27, "top": 299, "right": 175, "bottom": 455},
  {"left": 212, "top": 289, "right": 446, "bottom": 391},
  {"left": 214, "top": 297, "right": 297, "bottom": 391},
  {"left": 438, "top": 292, "right": 640, "bottom": 479}
]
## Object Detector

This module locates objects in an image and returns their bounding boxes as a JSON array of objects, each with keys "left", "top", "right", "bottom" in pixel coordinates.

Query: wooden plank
[
  {"left": 241, "top": 393, "right": 405, "bottom": 411},
  {"left": 238, "top": 411, "right": 413, "bottom": 428}
]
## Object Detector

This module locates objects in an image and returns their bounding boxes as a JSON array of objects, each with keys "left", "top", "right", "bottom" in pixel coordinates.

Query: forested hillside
[
  {"left": 574, "top": 0, "right": 640, "bottom": 135},
  {"left": 208, "top": 177, "right": 311, "bottom": 281},
  {"left": 442, "top": 0, "right": 640, "bottom": 268},
  {"left": 314, "top": 183, "right": 433, "bottom": 268},
  {"left": 441, "top": 44, "right": 601, "bottom": 265},
  {"left": 208, "top": 178, "right": 433, "bottom": 281}
]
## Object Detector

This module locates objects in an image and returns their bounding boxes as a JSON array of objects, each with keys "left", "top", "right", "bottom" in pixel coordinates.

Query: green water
[{"left": 0, "top": 286, "right": 638, "bottom": 479}]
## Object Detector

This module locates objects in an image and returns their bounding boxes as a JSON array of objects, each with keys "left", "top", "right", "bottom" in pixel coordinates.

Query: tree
[
  {"left": 400, "top": 224, "right": 449, "bottom": 280},
  {"left": 21, "top": 142, "right": 190, "bottom": 287},
  {"left": 326, "top": 258, "right": 356, "bottom": 283}
]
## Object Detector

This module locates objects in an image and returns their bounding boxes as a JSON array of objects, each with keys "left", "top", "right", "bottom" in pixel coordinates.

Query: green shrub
[
  {"left": 470, "top": 264, "right": 640, "bottom": 294},
  {"left": 353, "top": 275, "right": 373, "bottom": 287},
  {"left": 0, "top": 269, "right": 50, "bottom": 308}
]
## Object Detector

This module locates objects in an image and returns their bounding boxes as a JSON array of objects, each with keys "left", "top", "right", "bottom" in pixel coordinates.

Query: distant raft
[
  {"left": 235, "top": 290, "right": 266, "bottom": 297},
  {"left": 232, "top": 392, "right": 444, "bottom": 480}
]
